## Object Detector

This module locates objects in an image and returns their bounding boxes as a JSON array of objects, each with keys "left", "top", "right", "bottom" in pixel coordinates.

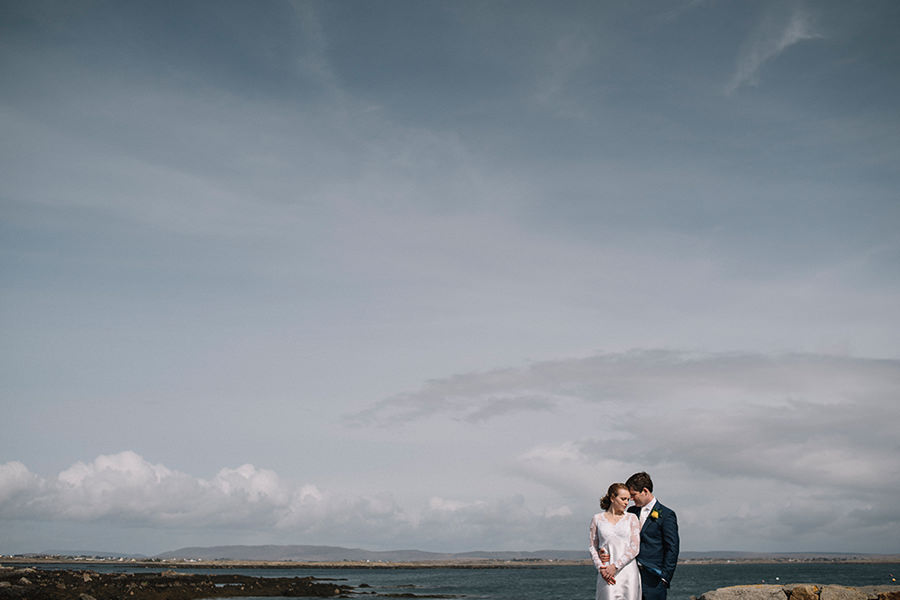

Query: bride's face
[{"left": 611, "top": 488, "right": 631, "bottom": 513}]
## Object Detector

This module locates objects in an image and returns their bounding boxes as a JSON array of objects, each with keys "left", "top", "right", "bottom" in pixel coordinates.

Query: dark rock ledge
[
  {"left": 697, "top": 584, "right": 900, "bottom": 600},
  {"left": 0, "top": 566, "right": 354, "bottom": 599}
]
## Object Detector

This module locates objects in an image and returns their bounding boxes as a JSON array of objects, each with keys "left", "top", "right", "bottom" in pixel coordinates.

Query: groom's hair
[{"left": 626, "top": 472, "right": 653, "bottom": 493}]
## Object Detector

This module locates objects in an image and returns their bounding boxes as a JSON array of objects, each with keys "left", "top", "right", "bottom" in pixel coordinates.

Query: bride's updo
[{"left": 600, "top": 482, "right": 627, "bottom": 510}]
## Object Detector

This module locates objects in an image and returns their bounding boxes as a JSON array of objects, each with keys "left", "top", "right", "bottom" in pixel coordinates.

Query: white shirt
[{"left": 639, "top": 497, "right": 657, "bottom": 527}]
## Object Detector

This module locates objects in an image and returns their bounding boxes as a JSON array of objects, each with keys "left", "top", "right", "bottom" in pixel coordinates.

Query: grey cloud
[
  {"left": 350, "top": 351, "right": 900, "bottom": 551},
  {"left": 347, "top": 387, "right": 562, "bottom": 427},
  {"left": 352, "top": 350, "right": 900, "bottom": 496},
  {"left": 462, "top": 396, "right": 558, "bottom": 424},
  {"left": 351, "top": 351, "right": 899, "bottom": 422}
]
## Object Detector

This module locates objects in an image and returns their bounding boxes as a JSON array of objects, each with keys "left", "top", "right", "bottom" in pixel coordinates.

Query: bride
[{"left": 590, "top": 482, "right": 641, "bottom": 600}]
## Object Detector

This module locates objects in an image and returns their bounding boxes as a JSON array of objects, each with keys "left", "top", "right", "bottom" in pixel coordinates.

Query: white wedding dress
[{"left": 589, "top": 511, "right": 642, "bottom": 600}]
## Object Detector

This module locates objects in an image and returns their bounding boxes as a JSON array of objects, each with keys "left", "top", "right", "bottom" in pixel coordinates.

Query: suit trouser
[{"left": 639, "top": 567, "right": 668, "bottom": 600}]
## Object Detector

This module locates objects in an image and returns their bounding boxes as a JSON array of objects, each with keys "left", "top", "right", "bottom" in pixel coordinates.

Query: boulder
[
  {"left": 701, "top": 584, "right": 789, "bottom": 600},
  {"left": 856, "top": 587, "right": 900, "bottom": 600},
  {"left": 702, "top": 584, "right": 900, "bottom": 600},
  {"left": 786, "top": 584, "right": 820, "bottom": 600},
  {"left": 821, "top": 586, "right": 868, "bottom": 600}
]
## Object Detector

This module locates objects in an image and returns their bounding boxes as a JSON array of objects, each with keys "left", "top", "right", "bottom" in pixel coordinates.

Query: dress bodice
[{"left": 589, "top": 511, "right": 641, "bottom": 570}]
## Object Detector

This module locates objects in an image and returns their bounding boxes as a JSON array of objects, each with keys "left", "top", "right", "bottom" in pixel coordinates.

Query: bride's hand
[{"left": 600, "top": 563, "right": 617, "bottom": 584}]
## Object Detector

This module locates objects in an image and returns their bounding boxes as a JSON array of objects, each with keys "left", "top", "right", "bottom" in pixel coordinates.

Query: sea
[{"left": 23, "top": 561, "right": 900, "bottom": 600}]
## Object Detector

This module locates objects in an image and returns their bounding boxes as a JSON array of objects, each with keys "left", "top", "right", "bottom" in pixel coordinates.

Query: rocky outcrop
[
  {"left": 0, "top": 567, "right": 353, "bottom": 599},
  {"left": 699, "top": 584, "right": 900, "bottom": 600}
]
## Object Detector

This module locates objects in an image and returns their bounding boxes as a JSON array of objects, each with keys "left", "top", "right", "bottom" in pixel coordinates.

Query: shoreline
[{"left": 3, "top": 563, "right": 898, "bottom": 600}]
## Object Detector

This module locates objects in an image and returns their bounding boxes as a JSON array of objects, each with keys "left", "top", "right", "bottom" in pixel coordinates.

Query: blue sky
[{"left": 1, "top": 0, "right": 899, "bottom": 555}]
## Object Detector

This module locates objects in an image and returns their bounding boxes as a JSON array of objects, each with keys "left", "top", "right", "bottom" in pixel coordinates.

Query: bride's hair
[{"left": 600, "top": 482, "right": 627, "bottom": 510}]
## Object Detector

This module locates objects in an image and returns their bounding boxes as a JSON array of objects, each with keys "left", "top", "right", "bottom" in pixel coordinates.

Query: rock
[
  {"left": 702, "top": 584, "right": 900, "bottom": 600},
  {"left": 701, "top": 585, "right": 788, "bottom": 600},
  {"left": 821, "top": 586, "right": 868, "bottom": 600},
  {"left": 857, "top": 587, "right": 900, "bottom": 600},
  {"left": 0, "top": 565, "right": 355, "bottom": 599},
  {"left": 787, "top": 584, "right": 820, "bottom": 600}
]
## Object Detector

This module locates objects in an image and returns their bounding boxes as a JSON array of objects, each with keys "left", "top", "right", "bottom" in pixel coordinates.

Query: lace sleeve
[
  {"left": 615, "top": 513, "right": 641, "bottom": 570},
  {"left": 589, "top": 515, "right": 603, "bottom": 570}
]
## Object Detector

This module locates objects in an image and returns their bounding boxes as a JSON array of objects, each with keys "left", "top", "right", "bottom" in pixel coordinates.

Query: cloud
[
  {"left": 0, "top": 451, "right": 574, "bottom": 552},
  {"left": 350, "top": 350, "right": 899, "bottom": 423},
  {"left": 346, "top": 383, "right": 564, "bottom": 426},
  {"left": 349, "top": 350, "right": 900, "bottom": 552},
  {"left": 532, "top": 31, "right": 594, "bottom": 119},
  {"left": 727, "top": 3, "right": 822, "bottom": 94},
  {"left": 0, "top": 451, "right": 300, "bottom": 526}
]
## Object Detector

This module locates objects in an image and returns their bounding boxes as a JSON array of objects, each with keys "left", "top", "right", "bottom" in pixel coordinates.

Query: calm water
[{"left": 25, "top": 562, "right": 900, "bottom": 600}]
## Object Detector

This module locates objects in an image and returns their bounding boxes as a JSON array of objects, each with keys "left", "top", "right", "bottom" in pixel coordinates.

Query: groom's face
[{"left": 629, "top": 487, "right": 652, "bottom": 507}]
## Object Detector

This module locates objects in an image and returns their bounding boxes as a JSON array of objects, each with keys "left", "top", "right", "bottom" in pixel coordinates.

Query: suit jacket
[{"left": 628, "top": 500, "right": 679, "bottom": 584}]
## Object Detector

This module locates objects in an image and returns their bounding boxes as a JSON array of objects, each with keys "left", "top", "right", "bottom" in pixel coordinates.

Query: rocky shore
[
  {"left": 0, "top": 566, "right": 354, "bottom": 599},
  {"left": 698, "top": 584, "right": 900, "bottom": 600}
]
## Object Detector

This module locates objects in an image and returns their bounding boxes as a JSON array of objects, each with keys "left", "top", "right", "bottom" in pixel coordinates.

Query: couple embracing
[{"left": 589, "top": 472, "right": 679, "bottom": 600}]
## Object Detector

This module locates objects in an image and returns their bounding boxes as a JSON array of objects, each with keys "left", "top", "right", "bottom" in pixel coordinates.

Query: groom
[{"left": 625, "top": 471, "right": 679, "bottom": 600}]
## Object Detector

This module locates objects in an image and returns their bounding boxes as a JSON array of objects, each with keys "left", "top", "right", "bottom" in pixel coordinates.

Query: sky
[{"left": 1, "top": 0, "right": 899, "bottom": 556}]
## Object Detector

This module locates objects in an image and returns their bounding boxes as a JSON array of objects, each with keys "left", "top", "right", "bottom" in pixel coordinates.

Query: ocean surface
[{"left": 25, "top": 561, "right": 900, "bottom": 600}]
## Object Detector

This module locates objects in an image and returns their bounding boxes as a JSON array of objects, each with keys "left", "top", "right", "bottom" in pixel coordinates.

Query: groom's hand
[{"left": 599, "top": 548, "right": 610, "bottom": 564}]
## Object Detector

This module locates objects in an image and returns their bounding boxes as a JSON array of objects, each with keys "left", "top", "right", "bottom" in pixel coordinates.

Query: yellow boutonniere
[{"left": 650, "top": 510, "right": 659, "bottom": 520}]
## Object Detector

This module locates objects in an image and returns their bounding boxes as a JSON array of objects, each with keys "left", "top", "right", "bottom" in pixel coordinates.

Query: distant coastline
[
  {"left": 4, "top": 544, "right": 898, "bottom": 569},
  {"left": 4, "top": 555, "right": 900, "bottom": 569}
]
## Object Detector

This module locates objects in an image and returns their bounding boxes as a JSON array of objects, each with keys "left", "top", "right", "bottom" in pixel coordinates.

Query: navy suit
[{"left": 628, "top": 501, "right": 679, "bottom": 600}]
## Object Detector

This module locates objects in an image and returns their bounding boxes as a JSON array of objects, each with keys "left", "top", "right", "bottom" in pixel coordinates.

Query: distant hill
[{"left": 155, "top": 545, "right": 586, "bottom": 562}]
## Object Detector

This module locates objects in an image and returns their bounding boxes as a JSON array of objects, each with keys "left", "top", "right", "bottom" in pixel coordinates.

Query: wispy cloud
[
  {"left": 532, "top": 31, "right": 594, "bottom": 119},
  {"left": 349, "top": 350, "right": 899, "bottom": 424},
  {"left": 727, "top": 3, "right": 822, "bottom": 95}
]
